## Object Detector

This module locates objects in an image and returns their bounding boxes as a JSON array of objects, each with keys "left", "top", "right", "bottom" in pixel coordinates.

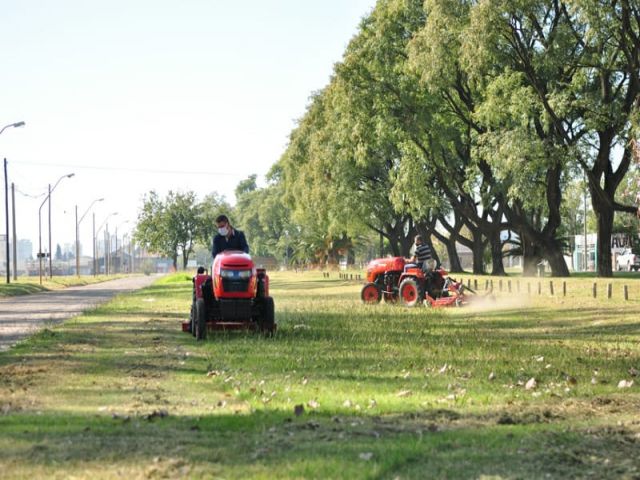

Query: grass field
[
  {"left": 0, "top": 275, "right": 128, "bottom": 297},
  {"left": 0, "top": 271, "right": 639, "bottom": 479}
]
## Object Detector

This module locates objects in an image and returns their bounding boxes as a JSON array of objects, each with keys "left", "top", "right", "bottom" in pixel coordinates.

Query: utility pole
[
  {"left": 48, "top": 184, "right": 52, "bottom": 278},
  {"left": 11, "top": 183, "right": 17, "bottom": 280},
  {"left": 4, "top": 158, "right": 9, "bottom": 283}
]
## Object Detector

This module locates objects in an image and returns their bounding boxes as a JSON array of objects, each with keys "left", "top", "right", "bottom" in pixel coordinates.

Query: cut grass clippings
[{"left": 0, "top": 271, "right": 639, "bottom": 479}]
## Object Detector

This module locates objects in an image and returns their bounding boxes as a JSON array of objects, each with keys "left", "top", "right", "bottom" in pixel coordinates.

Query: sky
[{"left": 0, "top": 0, "right": 377, "bottom": 258}]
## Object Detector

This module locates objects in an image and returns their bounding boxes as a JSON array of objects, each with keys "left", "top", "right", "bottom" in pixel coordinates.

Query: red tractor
[
  {"left": 360, "top": 256, "right": 473, "bottom": 308},
  {"left": 184, "top": 251, "right": 275, "bottom": 339}
]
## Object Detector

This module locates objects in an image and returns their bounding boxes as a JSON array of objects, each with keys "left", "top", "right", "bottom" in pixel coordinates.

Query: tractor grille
[
  {"left": 222, "top": 278, "right": 250, "bottom": 293},
  {"left": 219, "top": 299, "right": 253, "bottom": 320}
]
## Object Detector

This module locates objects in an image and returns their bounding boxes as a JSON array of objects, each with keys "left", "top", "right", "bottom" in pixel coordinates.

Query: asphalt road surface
[{"left": 0, "top": 275, "right": 160, "bottom": 352}]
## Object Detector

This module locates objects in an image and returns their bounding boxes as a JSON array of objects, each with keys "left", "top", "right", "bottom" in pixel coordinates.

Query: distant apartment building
[{"left": 17, "top": 239, "right": 33, "bottom": 263}]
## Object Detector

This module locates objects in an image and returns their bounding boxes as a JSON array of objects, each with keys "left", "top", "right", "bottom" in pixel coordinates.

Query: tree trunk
[
  {"left": 471, "top": 234, "right": 485, "bottom": 274},
  {"left": 445, "top": 239, "right": 463, "bottom": 272},
  {"left": 520, "top": 233, "right": 539, "bottom": 277},
  {"left": 544, "top": 242, "right": 570, "bottom": 277},
  {"left": 488, "top": 229, "right": 506, "bottom": 276},
  {"left": 594, "top": 205, "right": 614, "bottom": 277}
]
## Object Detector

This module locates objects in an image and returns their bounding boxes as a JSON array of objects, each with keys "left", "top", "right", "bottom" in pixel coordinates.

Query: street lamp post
[
  {"left": 1, "top": 121, "right": 25, "bottom": 284},
  {"left": 76, "top": 198, "right": 104, "bottom": 276},
  {"left": 114, "top": 221, "right": 129, "bottom": 274},
  {"left": 38, "top": 173, "right": 74, "bottom": 284},
  {"left": 94, "top": 212, "right": 117, "bottom": 275}
]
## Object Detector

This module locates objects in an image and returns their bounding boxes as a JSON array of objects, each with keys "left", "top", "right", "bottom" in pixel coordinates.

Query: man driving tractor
[
  {"left": 212, "top": 214, "right": 249, "bottom": 258},
  {"left": 407, "top": 234, "right": 434, "bottom": 272}
]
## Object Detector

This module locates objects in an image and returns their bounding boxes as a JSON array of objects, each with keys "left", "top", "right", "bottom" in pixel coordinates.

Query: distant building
[{"left": 17, "top": 239, "right": 33, "bottom": 262}]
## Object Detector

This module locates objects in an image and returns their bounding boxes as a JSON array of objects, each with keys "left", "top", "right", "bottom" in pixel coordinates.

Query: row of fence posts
[
  {"left": 461, "top": 278, "right": 632, "bottom": 301},
  {"left": 321, "top": 272, "right": 633, "bottom": 301},
  {"left": 333, "top": 272, "right": 362, "bottom": 281}
]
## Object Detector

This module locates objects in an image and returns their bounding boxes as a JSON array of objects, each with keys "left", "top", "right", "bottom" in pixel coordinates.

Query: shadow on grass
[{"left": 0, "top": 408, "right": 638, "bottom": 479}]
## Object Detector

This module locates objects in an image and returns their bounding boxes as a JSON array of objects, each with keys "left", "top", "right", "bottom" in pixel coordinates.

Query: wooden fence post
[
  {"left": 563, "top": 281, "right": 566, "bottom": 297},
  {"left": 624, "top": 285, "right": 629, "bottom": 301},
  {"left": 538, "top": 282, "right": 542, "bottom": 295},
  {"left": 549, "top": 281, "right": 554, "bottom": 296},
  {"left": 508, "top": 280, "right": 512, "bottom": 293},
  {"left": 593, "top": 283, "right": 597, "bottom": 298},
  {"left": 607, "top": 283, "right": 612, "bottom": 299}
]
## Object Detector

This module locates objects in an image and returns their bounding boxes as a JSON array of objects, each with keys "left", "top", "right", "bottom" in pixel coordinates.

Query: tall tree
[
  {"left": 461, "top": 0, "right": 640, "bottom": 276},
  {"left": 134, "top": 190, "right": 201, "bottom": 270}
]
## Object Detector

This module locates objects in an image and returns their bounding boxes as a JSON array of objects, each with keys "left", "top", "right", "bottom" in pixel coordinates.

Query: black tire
[
  {"left": 189, "top": 301, "right": 196, "bottom": 337},
  {"left": 195, "top": 298, "right": 207, "bottom": 340},
  {"left": 258, "top": 296, "right": 276, "bottom": 335},
  {"left": 361, "top": 283, "right": 382, "bottom": 304},
  {"left": 399, "top": 278, "right": 423, "bottom": 308}
]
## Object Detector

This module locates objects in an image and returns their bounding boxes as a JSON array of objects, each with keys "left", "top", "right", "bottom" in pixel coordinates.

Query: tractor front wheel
[
  {"left": 258, "top": 297, "right": 276, "bottom": 336},
  {"left": 195, "top": 298, "right": 207, "bottom": 340},
  {"left": 399, "top": 278, "right": 423, "bottom": 307},
  {"left": 361, "top": 283, "right": 382, "bottom": 304}
]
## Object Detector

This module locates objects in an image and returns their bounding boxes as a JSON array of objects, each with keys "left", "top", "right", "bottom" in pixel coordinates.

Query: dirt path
[{"left": 0, "top": 275, "right": 160, "bottom": 352}]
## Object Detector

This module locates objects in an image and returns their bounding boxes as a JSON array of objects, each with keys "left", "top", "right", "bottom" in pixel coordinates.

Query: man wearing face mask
[{"left": 211, "top": 214, "right": 249, "bottom": 258}]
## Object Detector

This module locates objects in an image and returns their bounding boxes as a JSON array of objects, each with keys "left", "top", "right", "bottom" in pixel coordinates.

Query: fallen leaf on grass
[
  {"left": 368, "top": 399, "right": 377, "bottom": 409},
  {"left": 307, "top": 400, "right": 319, "bottom": 409},
  {"left": 359, "top": 452, "right": 373, "bottom": 461},
  {"left": 525, "top": 378, "right": 537, "bottom": 390},
  {"left": 396, "top": 390, "right": 413, "bottom": 398},
  {"left": 488, "top": 372, "right": 496, "bottom": 381},
  {"left": 438, "top": 364, "right": 448, "bottom": 374},
  {"left": 618, "top": 380, "right": 634, "bottom": 389},
  {"left": 343, "top": 399, "right": 353, "bottom": 408},
  {"left": 206, "top": 370, "right": 222, "bottom": 377}
]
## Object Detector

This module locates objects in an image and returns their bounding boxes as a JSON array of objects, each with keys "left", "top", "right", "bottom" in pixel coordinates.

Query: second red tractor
[{"left": 360, "top": 256, "right": 472, "bottom": 308}]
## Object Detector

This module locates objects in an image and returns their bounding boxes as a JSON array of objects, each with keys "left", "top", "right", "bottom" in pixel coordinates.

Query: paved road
[{"left": 0, "top": 275, "right": 160, "bottom": 352}]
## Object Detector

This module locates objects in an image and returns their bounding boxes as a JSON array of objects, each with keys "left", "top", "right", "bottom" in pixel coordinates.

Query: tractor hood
[{"left": 213, "top": 251, "right": 255, "bottom": 270}]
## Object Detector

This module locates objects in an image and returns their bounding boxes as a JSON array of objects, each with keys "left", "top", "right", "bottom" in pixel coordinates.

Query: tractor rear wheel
[
  {"left": 195, "top": 298, "right": 207, "bottom": 340},
  {"left": 361, "top": 283, "right": 382, "bottom": 304},
  {"left": 258, "top": 297, "right": 276, "bottom": 336},
  {"left": 399, "top": 278, "right": 423, "bottom": 307}
]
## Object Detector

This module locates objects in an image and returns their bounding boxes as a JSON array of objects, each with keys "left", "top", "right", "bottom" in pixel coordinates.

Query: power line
[
  {"left": 13, "top": 161, "right": 263, "bottom": 177},
  {"left": 15, "top": 187, "right": 46, "bottom": 199}
]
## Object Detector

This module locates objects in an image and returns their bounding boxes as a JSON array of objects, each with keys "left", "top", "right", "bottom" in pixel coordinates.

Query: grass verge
[
  {"left": 0, "top": 275, "right": 130, "bottom": 297},
  {"left": 0, "top": 271, "right": 639, "bottom": 479}
]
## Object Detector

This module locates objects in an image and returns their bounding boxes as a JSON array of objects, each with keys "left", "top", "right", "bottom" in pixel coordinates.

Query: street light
[
  {"left": 114, "top": 220, "right": 129, "bottom": 274},
  {"left": 0, "top": 121, "right": 25, "bottom": 136},
  {"left": 1, "top": 121, "right": 25, "bottom": 284},
  {"left": 94, "top": 212, "right": 117, "bottom": 275},
  {"left": 76, "top": 198, "right": 104, "bottom": 276},
  {"left": 38, "top": 173, "right": 74, "bottom": 284}
]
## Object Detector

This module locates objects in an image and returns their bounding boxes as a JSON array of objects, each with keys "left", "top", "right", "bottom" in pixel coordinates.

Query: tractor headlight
[{"left": 220, "top": 269, "right": 252, "bottom": 279}]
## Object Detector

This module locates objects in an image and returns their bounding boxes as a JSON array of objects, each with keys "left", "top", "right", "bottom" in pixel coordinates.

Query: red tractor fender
[{"left": 193, "top": 273, "right": 211, "bottom": 299}]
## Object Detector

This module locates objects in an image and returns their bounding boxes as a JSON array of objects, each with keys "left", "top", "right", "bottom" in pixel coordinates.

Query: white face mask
[{"left": 218, "top": 227, "right": 229, "bottom": 236}]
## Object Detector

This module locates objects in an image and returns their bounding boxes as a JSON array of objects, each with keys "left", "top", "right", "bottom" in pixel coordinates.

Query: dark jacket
[{"left": 212, "top": 229, "right": 249, "bottom": 257}]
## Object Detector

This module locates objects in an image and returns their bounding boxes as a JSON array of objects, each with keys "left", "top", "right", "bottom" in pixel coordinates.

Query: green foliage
[{"left": 134, "top": 190, "right": 229, "bottom": 270}]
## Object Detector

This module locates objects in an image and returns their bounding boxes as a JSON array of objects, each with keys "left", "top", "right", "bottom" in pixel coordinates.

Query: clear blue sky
[{"left": 0, "top": 0, "right": 376, "bottom": 257}]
